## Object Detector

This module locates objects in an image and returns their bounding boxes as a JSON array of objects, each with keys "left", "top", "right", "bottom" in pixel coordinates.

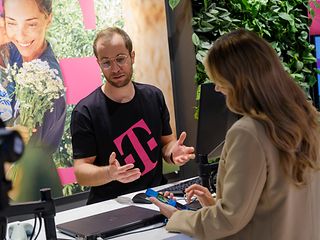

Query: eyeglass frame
[{"left": 99, "top": 54, "right": 130, "bottom": 69}]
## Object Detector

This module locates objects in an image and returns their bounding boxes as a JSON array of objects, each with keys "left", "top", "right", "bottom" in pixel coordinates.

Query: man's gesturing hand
[
  {"left": 107, "top": 152, "right": 141, "bottom": 183},
  {"left": 171, "top": 132, "right": 195, "bottom": 166}
]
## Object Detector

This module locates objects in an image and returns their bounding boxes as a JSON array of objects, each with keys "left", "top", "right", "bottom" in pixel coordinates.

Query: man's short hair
[{"left": 93, "top": 27, "right": 133, "bottom": 58}]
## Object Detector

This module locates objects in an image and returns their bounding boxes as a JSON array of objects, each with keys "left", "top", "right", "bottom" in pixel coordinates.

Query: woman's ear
[{"left": 47, "top": 13, "right": 53, "bottom": 26}]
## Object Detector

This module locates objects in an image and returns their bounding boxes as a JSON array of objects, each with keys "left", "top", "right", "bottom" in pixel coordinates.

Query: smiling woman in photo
[
  {"left": 2, "top": 0, "right": 66, "bottom": 153},
  {"left": 1, "top": 0, "right": 66, "bottom": 202}
]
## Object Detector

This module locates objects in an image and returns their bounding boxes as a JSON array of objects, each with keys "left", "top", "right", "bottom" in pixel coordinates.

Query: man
[{"left": 71, "top": 27, "right": 195, "bottom": 204}]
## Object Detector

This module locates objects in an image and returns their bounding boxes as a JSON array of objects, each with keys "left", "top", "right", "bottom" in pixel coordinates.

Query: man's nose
[{"left": 110, "top": 60, "right": 120, "bottom": 72}]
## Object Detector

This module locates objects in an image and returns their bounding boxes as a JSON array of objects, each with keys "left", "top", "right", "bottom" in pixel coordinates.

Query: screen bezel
[{"left": 309, "top": 35, "right": 320, "bottom": 110}]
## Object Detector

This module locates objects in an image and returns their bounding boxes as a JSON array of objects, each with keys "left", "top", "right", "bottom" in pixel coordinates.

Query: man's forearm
[{"left": 74, "top": 163, "right": 113, "bottom": 186}]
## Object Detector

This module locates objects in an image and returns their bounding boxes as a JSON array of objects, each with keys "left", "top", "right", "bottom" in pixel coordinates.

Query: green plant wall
[{"left": 171, "top": 0, "right": 319, "bottom": 117}]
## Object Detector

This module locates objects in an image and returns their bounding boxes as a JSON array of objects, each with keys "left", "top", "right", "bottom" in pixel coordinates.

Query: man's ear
[
  {"left": 96, "top": 57, "right": 102, "bottom": 69},
  {"left": 130, "top": 50, "right": 135, "bottom": 64}
]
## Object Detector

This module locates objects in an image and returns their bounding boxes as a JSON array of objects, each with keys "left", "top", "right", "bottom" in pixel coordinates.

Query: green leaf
[
  {"left": 310, "top": 9, "right": 315, "bottom": 19},
  {"left": 300, "top": 31, "right": 308, "bottom": 40},
  {"left": 315, "top": 68, "right": 320, "bottom": 75},
  {"left": 209, "top": 9, "right": 219, "bottom": 15},
  {"left": 279, "top": 12, "right": 293, "bottom": 22},
  {"left": 192, "top": 33, "right": 200, "bottom": 46},
  {"left": 220, "top": 12, "right": 231, "bottom": 18},
  {"left": 196, "top": 53, "right": 203, "bottom": 63},
  {"left": 241, "top": 0, "right": 250, "bottom": 10},
  {"left": 285, "top": 2, "right": 294, "bottom": 13},
  {"left": 295, "top": 60, "right": 304, "bottom": 71},
  {"left": 200, "top": 41, "right": 212, "bottom": 50},
  {"left": 307, "top": 76, "right": 317, "bottom": 87},
  {"left": 291, "top": 73, "right": 304, "bottom": 82},
  {"left": 169, "top": 0, "right": 180, "bottom": 10},
  {"left": 303, "top": 56, "right": 317, "bottom": 62},
  {"left": 263, "top": 29, "right": 271, "bottom": 37},
  {"left": 215, "top": 6, "right": 229, "bottom": 12}
]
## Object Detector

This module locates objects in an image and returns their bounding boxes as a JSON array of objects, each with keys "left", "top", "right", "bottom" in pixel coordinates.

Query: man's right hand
[{"left": 107, "top": 152, "right": 141, "bottom": 183}]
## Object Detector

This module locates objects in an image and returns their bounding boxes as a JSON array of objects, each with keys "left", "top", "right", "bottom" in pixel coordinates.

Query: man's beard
[{"left": 105, "top": 70, "right": 133, "bottom": 88}]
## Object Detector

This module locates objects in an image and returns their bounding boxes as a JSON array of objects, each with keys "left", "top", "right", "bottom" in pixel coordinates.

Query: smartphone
[{"left": 145, "top": 188, "right": 189, "bottom": 210}]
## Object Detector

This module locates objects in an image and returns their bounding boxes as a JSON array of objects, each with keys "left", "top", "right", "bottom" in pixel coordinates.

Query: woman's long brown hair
[{"left": 205, "top": 29, "right": 320, "bottom": 186}]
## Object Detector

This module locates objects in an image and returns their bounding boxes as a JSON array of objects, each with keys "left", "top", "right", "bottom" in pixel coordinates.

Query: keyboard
[{"left": 158, "top": 177, "right": 202, "bottom": 197}]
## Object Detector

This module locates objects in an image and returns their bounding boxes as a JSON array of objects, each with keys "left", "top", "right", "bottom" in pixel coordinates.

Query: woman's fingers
[{"left": 149, "top": 197, "right": 177, "bottom": 218}]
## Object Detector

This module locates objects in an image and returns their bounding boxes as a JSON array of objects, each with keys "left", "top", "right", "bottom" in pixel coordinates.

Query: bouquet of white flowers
[{"left": 7, "top": 59, "right": 65, "bottom": 137}]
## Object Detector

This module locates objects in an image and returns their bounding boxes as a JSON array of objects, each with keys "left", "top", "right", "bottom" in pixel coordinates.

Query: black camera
[
  {"left": 0, "top": 120, "right": 24, "bottom": 212},
  {"left": 0, "top": 128, "right": 24, "bottom": 164}
]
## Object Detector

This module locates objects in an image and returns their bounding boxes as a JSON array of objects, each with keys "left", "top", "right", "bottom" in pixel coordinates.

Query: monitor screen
[
  {"left": 311, "top": 35, "right": 320, "bottom": 109},
  {"left": 196, "top": 83, "right": 238, "bottom": 162}
]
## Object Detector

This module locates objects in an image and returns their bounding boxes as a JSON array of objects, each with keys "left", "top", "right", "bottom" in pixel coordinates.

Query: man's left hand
[{"left": 171, "top": 132, "right": 195, "bottom": 166}]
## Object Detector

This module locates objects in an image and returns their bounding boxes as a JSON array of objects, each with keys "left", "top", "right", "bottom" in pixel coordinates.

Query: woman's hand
[
  {"left": 185, "top": 184, "right": 216, "bottom": 207},
  {"left": 6, "top": 125, "right": 35, "bottom": 145},
  {"left": 149, "top": 196, "right": 178, "bottom": 219}
]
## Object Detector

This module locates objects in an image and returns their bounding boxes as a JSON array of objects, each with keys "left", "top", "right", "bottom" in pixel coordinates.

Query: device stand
[
  {"left": 0, "top": 189, "right": 58, "bottom": 240},
  {"left": 198, "top": 154, "right": 219, "bottom": 193},
  {"left": 0, "top": 217, "right": 7, "bottom": 240}
]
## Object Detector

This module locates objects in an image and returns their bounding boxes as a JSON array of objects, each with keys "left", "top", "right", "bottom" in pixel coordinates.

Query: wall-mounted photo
[{"left": 0, "top": 0, "right": 175, "bottom": 200}]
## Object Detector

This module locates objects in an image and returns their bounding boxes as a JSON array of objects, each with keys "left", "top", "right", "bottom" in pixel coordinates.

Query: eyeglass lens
[{"left": 101, "top": 55, "right": 128, "bottom": 69}]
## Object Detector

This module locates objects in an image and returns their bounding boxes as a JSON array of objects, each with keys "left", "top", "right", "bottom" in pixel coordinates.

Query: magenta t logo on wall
[{"left": 113, "top": 119, "right": 158, "bottom": 176}]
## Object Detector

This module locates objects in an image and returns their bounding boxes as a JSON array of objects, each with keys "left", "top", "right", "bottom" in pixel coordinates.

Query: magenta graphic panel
[
  {"left": 309, "top": 0, "right": 320, "bottom": 35},
  {"left": 78, "top": 0, "right": 96, "bottom": 30},
  {"left": 59, "top": 57, "right": 102, "bottom": 105}
]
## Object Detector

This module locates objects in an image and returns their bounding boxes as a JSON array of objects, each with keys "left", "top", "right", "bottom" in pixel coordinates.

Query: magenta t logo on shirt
[{"left": 113, "top": 119, "right": 158, "bottom": 175}]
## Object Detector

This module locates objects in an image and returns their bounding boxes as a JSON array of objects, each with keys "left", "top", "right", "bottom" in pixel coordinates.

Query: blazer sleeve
[{"left": 166, "top": 125, "right": 267, "bottom": 240}]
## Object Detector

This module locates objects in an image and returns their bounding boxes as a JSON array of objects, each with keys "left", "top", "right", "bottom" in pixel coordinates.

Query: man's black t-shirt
[{"left": 71, "top": 82, "right": 172, "bottom": 204}]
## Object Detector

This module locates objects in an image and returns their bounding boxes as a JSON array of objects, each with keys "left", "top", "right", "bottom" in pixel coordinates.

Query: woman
[
  {"left": 2, "top": 0, "right": 66, "bottom": 152},
  {"left": 151, "top": 29, "right": 320, "bottom": 240}
]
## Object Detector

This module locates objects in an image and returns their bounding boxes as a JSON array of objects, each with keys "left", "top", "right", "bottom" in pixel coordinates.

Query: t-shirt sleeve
[
  {"left": 159, "top": 90, "right": 172, "bottom": 136},
  {"left": 71, "top": 107, "right": 97, "bottom": 159}
]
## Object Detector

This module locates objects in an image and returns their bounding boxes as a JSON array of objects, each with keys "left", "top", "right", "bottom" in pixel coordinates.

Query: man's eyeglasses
[{"left": 100, "top": 55, "right": 129, "bottom": 69}]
